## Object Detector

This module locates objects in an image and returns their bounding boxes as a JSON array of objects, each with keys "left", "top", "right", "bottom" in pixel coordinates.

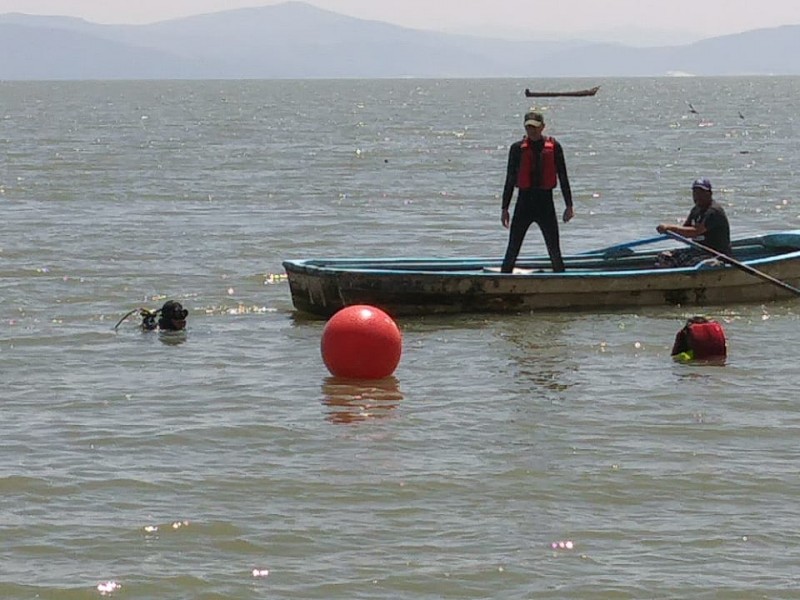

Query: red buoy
[{"left": 321, "top": 305, "right": 402, "bottom": 379}]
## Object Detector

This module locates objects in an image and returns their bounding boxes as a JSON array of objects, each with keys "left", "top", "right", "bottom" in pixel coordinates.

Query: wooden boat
[
  {"left": 282, "top": 232, "right": 800, "bottom": 318},
  {"left": 524, "top": 86, "right": 600, "bottom": 97}
]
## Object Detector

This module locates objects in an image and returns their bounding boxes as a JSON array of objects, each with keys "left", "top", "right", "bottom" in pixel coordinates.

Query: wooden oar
[{"left": 664, "top": 230, "right": 800, "bottom": 296}]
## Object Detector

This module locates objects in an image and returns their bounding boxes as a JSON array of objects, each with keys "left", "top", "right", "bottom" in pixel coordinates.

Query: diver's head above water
[
  {"left": 157, "top": 300, "right": 188, "bottom": 331},
  {"left": 113, "top": 300, "right": 189, "bottom": 332}
]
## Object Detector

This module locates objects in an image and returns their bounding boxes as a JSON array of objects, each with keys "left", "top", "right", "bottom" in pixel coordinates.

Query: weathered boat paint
[{"left": 283, "top": 232, "right": 800, "bottom": 317}]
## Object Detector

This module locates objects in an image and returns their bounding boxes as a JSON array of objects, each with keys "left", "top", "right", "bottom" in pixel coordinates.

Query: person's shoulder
[{"left": 710, "top": 200, "right": 728, "bottom": 213}]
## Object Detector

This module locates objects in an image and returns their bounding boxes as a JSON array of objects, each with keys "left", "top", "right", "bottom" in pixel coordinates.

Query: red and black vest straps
[
  {"left": 671, "top": 317, "right": 727, "bottom": 359},
  {"left": 517, "top": 136, "right": 557, "bottom": 190}
]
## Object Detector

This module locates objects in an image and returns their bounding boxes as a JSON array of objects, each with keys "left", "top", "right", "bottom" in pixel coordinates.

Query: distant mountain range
[{"left": 1, "top": 1, "right": 799, "bottom": 79}]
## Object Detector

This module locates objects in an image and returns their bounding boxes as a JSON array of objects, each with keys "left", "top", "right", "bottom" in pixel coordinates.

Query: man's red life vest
[
  {"left": 517, "top": 136, "right": 557, "bottom": 190},
  {"left": 671, "top": 317, "right": 727, "bottom": 359}
]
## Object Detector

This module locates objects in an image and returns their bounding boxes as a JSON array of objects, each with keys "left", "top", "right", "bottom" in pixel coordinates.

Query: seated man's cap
[{"left": 692, "top": 177, "right": 712, "bottom": 192}]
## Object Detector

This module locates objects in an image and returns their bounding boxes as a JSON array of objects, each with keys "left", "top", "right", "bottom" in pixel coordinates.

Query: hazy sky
[{"left": 1, "top": 0, "right": 799, "bottom": 38}]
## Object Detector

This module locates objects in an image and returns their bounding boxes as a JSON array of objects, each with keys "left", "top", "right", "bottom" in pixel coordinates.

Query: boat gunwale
[
  {"left": 283, "top": 232, "right": 800, "bottom": 276},
  {"left": 283, "top": 248, "right": 800, "bottom": 279}
]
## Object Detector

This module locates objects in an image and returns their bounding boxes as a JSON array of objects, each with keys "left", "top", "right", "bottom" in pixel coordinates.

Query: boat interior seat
[{"left": 760, "top": 232, "right": 800, "bottom": 251}]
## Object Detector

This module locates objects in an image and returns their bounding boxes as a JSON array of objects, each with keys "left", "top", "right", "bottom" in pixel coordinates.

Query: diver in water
[{"left": 114, "top": 300, "right": 188, "bottom": 332}]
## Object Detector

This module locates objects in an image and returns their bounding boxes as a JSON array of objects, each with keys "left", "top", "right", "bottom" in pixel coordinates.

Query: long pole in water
[{"left": 664, "top": 230, "right": 800, "bottom": 297}]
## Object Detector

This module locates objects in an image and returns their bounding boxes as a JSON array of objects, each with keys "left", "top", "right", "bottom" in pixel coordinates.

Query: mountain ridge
[{"left": 1, "top": 2, "right": 798, "bottom": 79}]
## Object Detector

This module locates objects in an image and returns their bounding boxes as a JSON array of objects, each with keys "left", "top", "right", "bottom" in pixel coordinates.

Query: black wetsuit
[{"left": 501, "top": 136, "right": 572, "bottom": 273}]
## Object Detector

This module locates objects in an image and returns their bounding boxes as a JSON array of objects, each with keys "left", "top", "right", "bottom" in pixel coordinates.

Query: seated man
[{"left": 655, "top": 178, "right": 731, "bottom": 267}]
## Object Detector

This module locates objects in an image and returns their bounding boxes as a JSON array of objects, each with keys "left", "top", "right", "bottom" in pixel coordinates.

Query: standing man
[
  {"left": 656, "top": 178, "right": 731, "bottom": 266},
  {"left": 500, "top": 109, "right": 574, "bottom": 273}
]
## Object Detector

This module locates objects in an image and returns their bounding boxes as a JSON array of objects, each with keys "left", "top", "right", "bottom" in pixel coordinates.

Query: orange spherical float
[{"left": 321, "top": 305, "right": 402, "bottom": 379}]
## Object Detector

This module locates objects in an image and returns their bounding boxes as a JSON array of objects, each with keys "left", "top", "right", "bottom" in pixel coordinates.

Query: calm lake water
[{"left": 2, "top": 77, "right": 800, "bottom": 599}]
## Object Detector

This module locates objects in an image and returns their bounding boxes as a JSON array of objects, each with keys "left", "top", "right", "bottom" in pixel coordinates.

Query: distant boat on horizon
[{"left": 524, "top": 85, "right": 600, "bottom": 98}]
